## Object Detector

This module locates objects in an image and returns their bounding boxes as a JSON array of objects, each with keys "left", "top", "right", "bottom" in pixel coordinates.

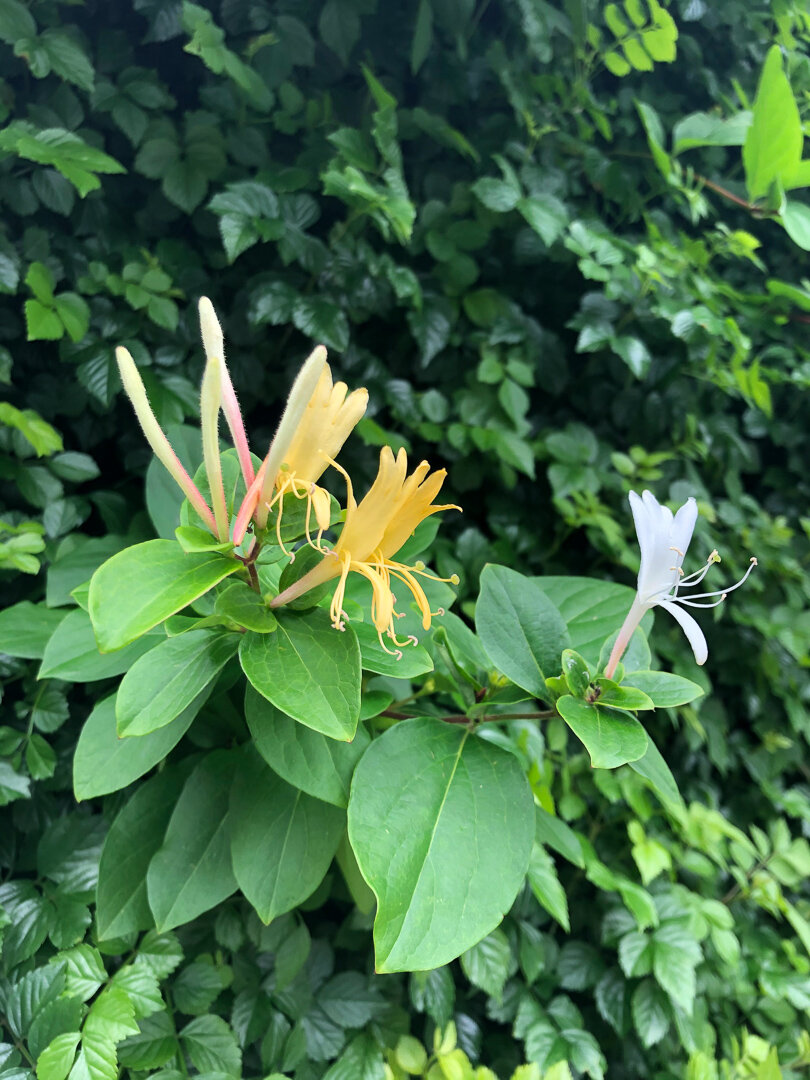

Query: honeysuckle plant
[{"left": 67, "top": 303, "right": 755, "bottom": 973}]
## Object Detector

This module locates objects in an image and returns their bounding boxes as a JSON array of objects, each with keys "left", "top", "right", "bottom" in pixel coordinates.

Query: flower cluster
[{"left": 115, "top": 298, "right": 459, "bottom": 649}]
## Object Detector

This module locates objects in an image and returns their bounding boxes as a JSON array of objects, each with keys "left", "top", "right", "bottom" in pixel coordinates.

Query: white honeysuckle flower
[{"left": 604, "top": 489, "right": 757, "bottom": 677}]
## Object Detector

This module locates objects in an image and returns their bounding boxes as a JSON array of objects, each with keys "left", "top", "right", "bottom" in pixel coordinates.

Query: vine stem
[{"left": 381, "top": 708, "right": 555, "bottom": 725}]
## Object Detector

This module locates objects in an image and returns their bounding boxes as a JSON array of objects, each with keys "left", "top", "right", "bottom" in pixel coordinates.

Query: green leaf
[
  {"left": 323, "top": 1033, "right": 385, "bottom": 1080},
  {"left": 96, "top": 768, "right": 184, "bottom": 940},
  {"left": 147, "top": 752, "right": 238, "bottom": 930},
  {"left": 73, "top": 690, "right": 205, "bottom": 800},
  {"left": 410, "top": 0, "right": 433, "bottom": 73},
  {"left": 24, "top": 298, "right": 64, "bottom": 340},
  {"left": 0, "top": 601, "right": 66, "bottom": 659},
  {"left": 37, "top": 1032, "right": 80, "bottom": 1080},
  {"left": 39, "top": 609, "right": 160, "bottom": 681},
  {"left": 117, "top": 1011, "right": 177, "bottom": 1071},
  {"left": 476, "top": 565, "right": 570, "bottom": 696},
  {"left": 179, "top": 1015, "right": 241, "bottom": 1076},
  {"left": 88, "top": 540, "right": 240, "bottom": 651},
  {"left": 230, "top": 748, "right": 345, "bottom": 923},
  {"left": 672, "top": 110, "right": 751, "bottom": 153},
  {"left": 245, "top": 686, "right": 369, "bottom": 808},
  {"left": 116, "top": 630, "right": 238, "bottom": 736},
  {"left": 353, "top": 620, "right": 434, "bottom": 677},
  {"left": 239, "top": 610, "right": 361, "bottom": 741},
  {"left": 172, "top": 960, "right": 228, "bottom": 1015},
  {"left": 631, "top": 979, "right": 670, "bottom": 1047},
  {"left": 517, "top": 193, "right": 569, "bottom": 247},
  {"left": 348, "top": 717, "right": 534, "bottom": 971},
  {"left": 0, "top": 0, "right": 36, "bottom": 41},
  {"left": 527, "top": 844, "right": 570, "bottom": 931},
  {"left": 557, "top": 696, "right": 648, "bottom": 768},
  {"left": 460, "top": 929, "right": 511, "bottom": 999},
  {"left": 472, "top": 176, "right": 521, "bottom": 212},
  {"left": 743, "top": 45, "right": 803, "bottom": 200},
  {"left": 593, "top": 678, "right": 654, "bottom": 711},
  {"left": 214, "top": 581, "right": 278, "bottom": 632},
  {"left": 38, "top": 28, "right": 94, "bottom": 90},
  {"left": 7, "top": 126, "right": 126, "bottom": 197},
  {"left": 319, "top": 0, "right": 361, "bottom": 65},
  {"left": 781, "top": 200, "right": 810, "bottom": 250},
  {"left": 318, "top": 973, "right": 384, "bottom": 1028},
  {"left": 535, "top": 807, "right": 585, "bottom": 867},
  {"left": 628, "top": 735, "right": 684, "bottom": 812},
  {"left": 0, "top": 402, "right": 62, "bottom": 455},
  {"left": 533, "top": 576, "right": 651, "bottom": 669},
  {"left": 623, "top": 670, "right": 703, "bottom": 707},
  {"left": 652, "top": 922, "right": 700, "bottom": 1013}
]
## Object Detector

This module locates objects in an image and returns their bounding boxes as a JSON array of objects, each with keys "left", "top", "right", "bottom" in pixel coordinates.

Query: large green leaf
[
  {"left": 88, "top": 539, "right": 240, "bottom": 651},
  {"left": 229, "top": 748, "right": 345, "bottom": 923},
  {"left": 39, "top": 608, "right": 160, "bottom": 681},
  {"left": 117, "top": 630, "right": 239, "bottom": 736},
  {"left": 475, "top": 564, "right": 570, "bottom": 695},
  {"left": 245, "top": 686, "right": 369, "bottom": 807},
  {"left": 147, "top": 752, "right": 238, "bottom": 930},
  {"left": 557, "top": 695, "right": 648, "bottom": 768},
  {"left": 533, "top": 576, "right": 653, "bottom": 669},
  {"left": 239, "top": 610, "right": 361, "bottom": 740},
  {"left": 347, "top": 717, "right": 534, "bottom": 972},
  {"left": 73, "top": 690, "right": 207, "bottom": 800},
  {"left": 743, "top": 44, "right": 803, "bottom": 200},
  {"left": 96, "top": 768, "right": 184, "bottom": 940}
]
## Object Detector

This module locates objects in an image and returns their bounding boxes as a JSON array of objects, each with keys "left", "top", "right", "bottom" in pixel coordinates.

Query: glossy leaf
[
  {"left": 476, "top": 565, "right": 570, "bottom": 695},
  {"left": 116, "top": 630, "right": 238, "bottom": 736},
  {"left": 239, "top": 610, "right": 361, "bottom": 740},
  {"left": 245, "top": 686, "right": 370, "bottom": 808},
  {"left": 229, "top": 748, "right": 345, "bottom": 923},
  {"left": 557, "top": 695, "right": 648, "bottom": 768},
  {"left": 348, "top": 717, "right": 534, "bottom": 971},
  {"left": 88, "top": 539, "right": 240, "bottom": 651}
]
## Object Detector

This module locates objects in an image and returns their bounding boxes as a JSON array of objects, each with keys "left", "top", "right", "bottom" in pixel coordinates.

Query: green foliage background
[{"left": 2, "top": 0, "right": 810, "bottom": 1077}]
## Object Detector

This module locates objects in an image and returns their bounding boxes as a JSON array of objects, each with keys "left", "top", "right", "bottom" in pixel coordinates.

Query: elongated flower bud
[
  {"left": 199, "top": 297, "right": 255, "bottom": 489},
  {"left": 199, "top": 354, "right": 230, "bottom": 542},
  {"left": 254, "top": 346, "right": 328, "bottom": 529},
  {"left": 115, "top": 346, "right": 218, "bottom": 536}
]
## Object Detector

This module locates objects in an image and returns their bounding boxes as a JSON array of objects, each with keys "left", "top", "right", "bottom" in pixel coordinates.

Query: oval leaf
[
  {"left": 475, "top": 565, "right": 570, "bottom": 695},
  {"left": 557, "top": 695, "right": 648, "bottom": 768},
  {"left": 117, "top": 630, "right": 239, "bottom": 737},
  {"left": 229, "top": 747, "right": 345, "bottom": 923},
  {"left": 239, "top": 610, "right": 361, "bottom": 741},
  {"left": 147, "top": 751, "right": 238, "bottom": 930},
  {"left": 245, "top": 686, "right": 369, "bottom": 807},
  {"left": 348, "top": 717, "right": 534, "bottom": 972},
  {"left": 88, "top": 539, "right": 241, "bottom": 651}
]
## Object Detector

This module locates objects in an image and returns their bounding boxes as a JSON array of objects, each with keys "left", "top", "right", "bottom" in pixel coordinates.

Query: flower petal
[
  {"left": 671, "top": 496, "right": 698, "bottom": 562},
  {"left": 658, "top": 600, "right": 708, "bottom": 665}
]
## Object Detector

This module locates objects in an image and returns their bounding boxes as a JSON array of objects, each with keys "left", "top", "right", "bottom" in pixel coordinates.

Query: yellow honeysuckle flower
[
  {"left": 256, "top": 363, "right": 369, "bottom": 547},
  {"left": 271, "top": 446, "right": 460, "bottom": 651}
]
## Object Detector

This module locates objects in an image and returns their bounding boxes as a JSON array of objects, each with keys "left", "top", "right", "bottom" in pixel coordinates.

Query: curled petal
[{"left": 658, "top": 600, "right": 709, "bottom": 665}]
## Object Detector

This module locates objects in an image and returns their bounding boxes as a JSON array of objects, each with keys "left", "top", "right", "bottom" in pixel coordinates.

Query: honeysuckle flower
[
  {"left": 199, "top": 296, "right": 254, "bottom": 489},
  {"left": 604, "top": 489, "right": 757, "bottom": 678},
  {"left": 270, "top": 446, "right": 460, "bottom": 651},
  {"left": 199, "top": 353, "right": 230, "bottom": 542},
  {"left": 254, "top": 358, "right": 369, "bottom": 540},
  {"left": 115, "top": 345, "right": 219, "bottom": 537},
  {"left": 116, "top": 297, "right": 367, "bottom": 552}
]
